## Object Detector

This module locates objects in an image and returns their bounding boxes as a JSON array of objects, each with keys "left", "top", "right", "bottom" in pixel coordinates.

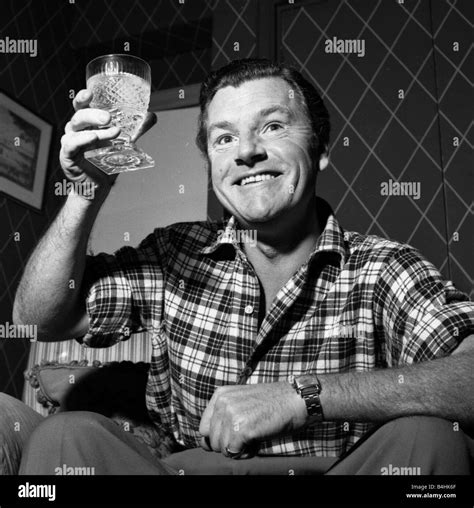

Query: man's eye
[
  {"left": 265, "top": 122, "right": 283, "bottom": 132},
  {"left": 217, "top": 135, "right": 234, "bottom": 145}
]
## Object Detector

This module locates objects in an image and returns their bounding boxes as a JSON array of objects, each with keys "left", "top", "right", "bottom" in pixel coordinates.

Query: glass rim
[{"left": 86, "top": 53, "right": 150, "bottom": 70}]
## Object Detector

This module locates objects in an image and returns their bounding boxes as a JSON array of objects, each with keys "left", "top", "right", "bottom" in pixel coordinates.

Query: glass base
[{"left": 84, "top": 143, "right": 155, "bottom": 174}]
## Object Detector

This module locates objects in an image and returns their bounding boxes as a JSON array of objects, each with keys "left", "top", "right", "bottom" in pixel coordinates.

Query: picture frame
[{"left": 0, "top": 91, "right": 52, "bottom": 210}]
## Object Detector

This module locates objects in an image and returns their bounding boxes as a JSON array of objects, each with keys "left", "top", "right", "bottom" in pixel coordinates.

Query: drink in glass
[{"left": 84, "top": 54, "right": 155, "bottom": 174}]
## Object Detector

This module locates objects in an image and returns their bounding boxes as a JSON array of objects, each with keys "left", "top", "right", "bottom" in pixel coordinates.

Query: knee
[
  {"left": 380, "top": 416, "right": 468, "bottom": 453},
  {"left": 384, "top": 415, "right": 457, "bottom": 435},
  {"left": 0, "top": 392, "right": 43, "bottom": 436},
  {"left": 0, "top": 393, "right": 43, "bottom": 475},
  {"left": 0, "top": 394, "right": 20, "bottom": 437},
  {"left": 28, "top": 411, "right": 109, "bottom": 443},
  {"left": 52, "top": 410, "right": 110, "bottom": 428},
  {"left": 0, "top": 393, "right": 28, "bottom": 420},
  {"left": 0, "top": 392, "right": 18, "bottom": 408}
]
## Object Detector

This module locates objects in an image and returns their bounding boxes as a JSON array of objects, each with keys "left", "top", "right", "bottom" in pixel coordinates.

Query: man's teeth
[{"left": 240, "top": 174, "right": 277, "bottom": 186}]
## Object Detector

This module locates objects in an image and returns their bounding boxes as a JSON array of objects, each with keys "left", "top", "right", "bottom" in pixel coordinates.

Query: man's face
[{"left": 206, "top": 77, "right": 317, "bottom": 225}]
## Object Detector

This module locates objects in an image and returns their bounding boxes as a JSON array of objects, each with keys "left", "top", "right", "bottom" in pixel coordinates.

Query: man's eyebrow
[
  {"left": 258, "top": 105, "right": 293, "bottom": 119},
  {"left": 208, "top": 105, "right": 293, "bottom": 135},
  {"left": 208, "top": 120, "right": 234, "bottom": 135}
]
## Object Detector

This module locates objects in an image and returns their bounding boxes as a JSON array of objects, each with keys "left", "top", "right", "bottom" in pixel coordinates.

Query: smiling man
[
  {"left": 11, "top": 59, "right": 474, "bottom": 475},
  {"left": 206, "top": 76, "right": 325, "bottom": 319}
]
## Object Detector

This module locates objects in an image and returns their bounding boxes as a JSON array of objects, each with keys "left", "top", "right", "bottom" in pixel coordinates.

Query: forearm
[
  {"left": 319, "top": 351, "right": 474, "bottom": 430},
  {"left": 13, "top": 190, "right": 107, "bottom": 340},
  {"left": 199, "top": 348, "right": 473, "bottom": 454}
]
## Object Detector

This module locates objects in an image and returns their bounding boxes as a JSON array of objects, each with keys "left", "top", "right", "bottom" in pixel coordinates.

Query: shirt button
[
  {"left": 244, "top": 305, "right": 254, "bottom": 315},
  {"left": 243, "top": 366, "right": 253, "bottom": 376}
]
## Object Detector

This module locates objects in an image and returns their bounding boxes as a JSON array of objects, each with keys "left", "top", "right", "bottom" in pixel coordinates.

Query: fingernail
[{"left": 99, "top": 112, "right": 109, "bottom": 123}]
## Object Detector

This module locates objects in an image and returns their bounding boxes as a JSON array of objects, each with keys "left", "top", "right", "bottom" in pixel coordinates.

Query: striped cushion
[{"left": 22, "top": 332, "right": 151, "bottom": 414}]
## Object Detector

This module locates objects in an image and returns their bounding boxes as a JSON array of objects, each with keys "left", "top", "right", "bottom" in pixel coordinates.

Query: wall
[
  {"left": 0, "top": 0, "right": 73, "bottom": 397},
  {"left": 0, "top": 0, "right": 213, "bottom": 397},
  {"left": 89, "top": 106, "right": 207, "bottom": 253},
  {"left": 430, "top": 0, "right": 472, "bottom": 296}
]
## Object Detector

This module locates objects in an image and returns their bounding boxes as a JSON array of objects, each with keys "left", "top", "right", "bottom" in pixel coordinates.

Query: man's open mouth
[{"left": 237, "top": 171, "right": 282, "bottom": 186}]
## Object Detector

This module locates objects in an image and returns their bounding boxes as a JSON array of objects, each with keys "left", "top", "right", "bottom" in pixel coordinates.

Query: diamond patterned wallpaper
[
  {"left": 274, "top": 0, "right": 472, "bottom": 297},
  {"left": 0, "top": 0, "right": 72, "bottom": 398},
  {"left": 211, "top": 0, "right": 258, "bottom": 68},
  {"left": 1, "top": 0, "right": 472, "bottom": 397},
  {"left": 430, "top": 0, "right": 472, "bottom": 299},
  {"left": 0, "top": 0, "right": 213, "bottom": 397},
  {"left": 280, "top": 0, "right": 450, "bottom": 272}
]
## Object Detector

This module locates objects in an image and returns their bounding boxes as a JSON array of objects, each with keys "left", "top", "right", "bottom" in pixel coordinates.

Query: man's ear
[{"left": 318, "top": 147, "right": 330, "bottom": 171}]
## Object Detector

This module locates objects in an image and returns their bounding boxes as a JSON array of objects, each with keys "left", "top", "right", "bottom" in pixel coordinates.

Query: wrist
[
  {"left": 66, "top": 181, "right": 109, "bottom": 208},
  {"left": 64, "top": 167, "right": 117, "bottom": 204},
  {"left": 283, "top": 380, "right": 308, "bottom": 429}
]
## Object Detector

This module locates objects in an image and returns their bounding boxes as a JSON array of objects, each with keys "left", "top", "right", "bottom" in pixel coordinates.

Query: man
[{"left": 10, "top": 58, "right": 474, "bottom": 475}]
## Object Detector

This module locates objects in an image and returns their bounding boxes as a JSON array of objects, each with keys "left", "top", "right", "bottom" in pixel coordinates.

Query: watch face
[{"left": 296, "top": 374, "right": 320, "bottom": 388}]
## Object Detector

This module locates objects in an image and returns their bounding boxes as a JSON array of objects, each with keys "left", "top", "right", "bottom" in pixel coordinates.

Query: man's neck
[{"left": 241, "top": 199, "right": 323, "bottom": 268}]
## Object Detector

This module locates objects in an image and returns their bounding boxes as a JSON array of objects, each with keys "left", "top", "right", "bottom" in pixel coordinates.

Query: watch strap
[{"left": 292, "top": 374, "right": 324, "bottom": 425}]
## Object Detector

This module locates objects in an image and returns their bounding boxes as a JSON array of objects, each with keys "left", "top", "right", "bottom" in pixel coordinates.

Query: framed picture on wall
[{"left": 0, "top": 91, "right": 52, "bottom": 210}]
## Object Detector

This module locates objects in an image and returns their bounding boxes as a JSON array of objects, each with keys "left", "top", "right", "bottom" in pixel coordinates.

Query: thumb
[{"left": 132, "top": 112, "right": 157, "bottom": 142}]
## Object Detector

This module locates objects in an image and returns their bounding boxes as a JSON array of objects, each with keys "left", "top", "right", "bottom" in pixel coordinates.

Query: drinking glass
[{"left": 84, "top": 54, "right": 155, "bottom": 174}]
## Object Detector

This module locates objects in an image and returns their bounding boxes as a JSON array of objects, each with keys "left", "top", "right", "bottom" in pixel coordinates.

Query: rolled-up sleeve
[
  {"left": 374, "top": 247, "right": 474, "bottom": 365},
  {"left": 78, "top": 229, "right": 168, "bottom": 347}
]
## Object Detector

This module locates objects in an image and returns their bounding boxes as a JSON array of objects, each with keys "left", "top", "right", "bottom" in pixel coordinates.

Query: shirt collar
[
  {"left": 306, "top": 213, "right": 347, "bottom": 269},
  {"left": 198, "top": 199, "right": 348, "bottom": 268},
  {"left": 198, "top": 215, "right": 241, "bottom": 255}
]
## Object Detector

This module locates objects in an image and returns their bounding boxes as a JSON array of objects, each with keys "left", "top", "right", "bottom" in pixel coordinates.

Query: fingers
[
  {"left": 131, "top": 111, "right": 157, "bottom": 142},
  {"left": 199, "top": 386, "right": 248, "bottom": 457},
  {"left": 208, "top": 412, "right": 225, "bottom": 452},
  {"left": 199, "top": 389, "right": 223, "bottom": 453},
  {"left": 65, "top": 109, "right": 112, "bottom": 133},
  {"left": 200, "top": 422, "right": 248, "bottom": 458},
  {"left": 60, "top": 126, "right": 120, "bottom": 161},
  {"left": 225, "top": 427, "right": 247, "bottom": 458},
  {"left": 69, "top": 91, "right": 157, "bottom": 143},
  {"left": 199, "top": 389, "right": 218, "bottom": 438},
  {"left": 72, "top": 89, "right": 93, "bottom": 111},
  {"left": 226, "top": 444, "right": 254, "bottom": 460}
]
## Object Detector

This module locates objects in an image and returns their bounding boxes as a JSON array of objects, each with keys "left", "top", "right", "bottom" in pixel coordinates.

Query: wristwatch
[{"left": 291, "top": 374, "right": 324, "bottom": 425}]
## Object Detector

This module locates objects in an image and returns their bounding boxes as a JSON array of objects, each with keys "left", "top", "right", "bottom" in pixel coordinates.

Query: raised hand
[{"left": 60, "top": 89, "right": 157, "bottom": 197}]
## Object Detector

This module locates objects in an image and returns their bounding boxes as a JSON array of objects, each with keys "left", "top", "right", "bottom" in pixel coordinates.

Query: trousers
[{"left": 1, "top": 393, "right": 472, "bottom": 475}]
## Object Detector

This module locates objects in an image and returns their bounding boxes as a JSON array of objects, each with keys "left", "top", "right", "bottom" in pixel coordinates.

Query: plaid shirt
[{"left": 81, "top": 206, "right": 474, "bottom": 457}]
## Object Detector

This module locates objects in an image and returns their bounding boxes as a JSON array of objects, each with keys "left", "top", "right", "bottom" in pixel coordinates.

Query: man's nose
[{"left": 235, "top": 135, "right": 266, "bottom": 166}]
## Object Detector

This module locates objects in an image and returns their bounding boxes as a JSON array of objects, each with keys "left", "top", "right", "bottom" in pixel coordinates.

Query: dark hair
[{"left": 196, "top": 58, "right": 330, "bottom": 165}]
